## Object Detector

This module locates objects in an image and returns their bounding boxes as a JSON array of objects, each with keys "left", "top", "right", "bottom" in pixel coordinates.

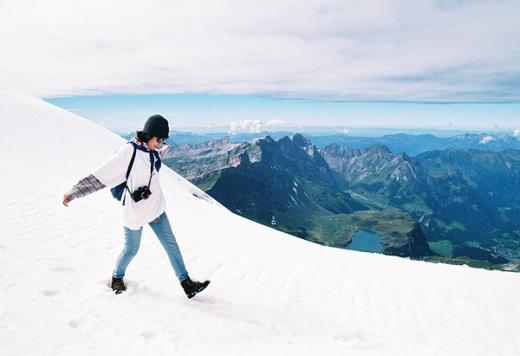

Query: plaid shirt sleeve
[{"left": 67, "top": 174, "right": 106, "bottom": 201}]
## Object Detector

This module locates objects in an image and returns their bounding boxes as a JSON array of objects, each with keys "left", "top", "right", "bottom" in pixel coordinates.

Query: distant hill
[{"left": 310, "top": 132, "right": 520, "bottom": 155}]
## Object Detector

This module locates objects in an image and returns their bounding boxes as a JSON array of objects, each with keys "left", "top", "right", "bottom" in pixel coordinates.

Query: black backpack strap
[
  {"left": 122, "top": 141, "right": 156, "bottom": 205},
  {"left": 146, "top": 151, "right": 155, "bottom": 188},
  {"left": 122, "top": 142, "right": 138, "bottom": 205}
]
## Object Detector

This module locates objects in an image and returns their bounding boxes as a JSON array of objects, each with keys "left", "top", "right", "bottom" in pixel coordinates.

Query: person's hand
[{"left": 62, "top": 194, "right": 71, "bottom": 207}]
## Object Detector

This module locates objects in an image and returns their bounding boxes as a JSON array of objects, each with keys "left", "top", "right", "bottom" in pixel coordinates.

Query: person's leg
[
  {"left": 148, "top": 212, "right": 189, "bottom": 282},
  {"left": 113, "top": 226, "right": 143, "bottom": 278}
]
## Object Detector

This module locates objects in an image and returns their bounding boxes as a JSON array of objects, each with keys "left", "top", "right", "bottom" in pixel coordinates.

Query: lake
[{"left": 346, "top": 229, "right": 384, "bottom": 253}]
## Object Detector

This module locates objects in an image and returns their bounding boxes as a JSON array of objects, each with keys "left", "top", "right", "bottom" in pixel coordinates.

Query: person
[{"left": 62, "top": 114, "right": 210, "bottom": 298}]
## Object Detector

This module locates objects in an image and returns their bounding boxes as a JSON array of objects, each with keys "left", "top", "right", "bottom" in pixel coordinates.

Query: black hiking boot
[
  {"left": 111, "top": 276, "right": 126, "bottom": 294},
  {"left": 180, "top": 276, "right": 210, "bottom": 299}
]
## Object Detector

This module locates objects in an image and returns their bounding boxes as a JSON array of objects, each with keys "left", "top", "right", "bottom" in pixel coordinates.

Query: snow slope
[{"left": 1, "top": 94, "right": 519, "bottom": 356}]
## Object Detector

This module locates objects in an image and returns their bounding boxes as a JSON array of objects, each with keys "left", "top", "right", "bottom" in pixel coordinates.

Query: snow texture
[{"left": 1, "top": 94, "right": 520, "bottom": 355}]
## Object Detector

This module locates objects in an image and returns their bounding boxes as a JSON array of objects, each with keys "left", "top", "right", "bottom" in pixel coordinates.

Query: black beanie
[{"left": 141, "top": 114, "right": 169, "bottom": 139}]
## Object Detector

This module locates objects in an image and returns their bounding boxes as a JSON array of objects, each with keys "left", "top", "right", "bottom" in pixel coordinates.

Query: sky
[
  {"left": 1, "top": 0, "right": 520, "bottom": 131},
  {"left": 46, "top": 94, "right": 520, "bottom": 133}
]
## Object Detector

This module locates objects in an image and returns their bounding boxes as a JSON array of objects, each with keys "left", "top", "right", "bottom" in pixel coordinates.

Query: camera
[{"left": 131, "top": 186, "right": 152, "bottom": 202}]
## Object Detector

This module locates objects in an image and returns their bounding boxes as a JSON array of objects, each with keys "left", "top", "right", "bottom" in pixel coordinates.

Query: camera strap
[{"left": 121, "top": 141, "right": 161, "bottom": 205}]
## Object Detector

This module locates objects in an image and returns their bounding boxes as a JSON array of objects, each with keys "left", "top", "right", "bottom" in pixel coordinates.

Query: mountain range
[
  {"left": 121, "top": 130, "right": 520, "bottom": 156},
  {"left": 161, "top": 134, "right": 520, "bottom": 271}
]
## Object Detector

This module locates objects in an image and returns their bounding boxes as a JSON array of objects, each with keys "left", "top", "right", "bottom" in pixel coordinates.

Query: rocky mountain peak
[
  {"left": 193, "top": 136, "right": 231, "bottom": 149},
  {"left": 291, "top": 133, "right": 312, "bottom": 149},
  {"left": 263, "top": 135, "right": 276, "bottom": 143},
  {"left": 365, "top": 144, "right": 392, "bottom": 155}
]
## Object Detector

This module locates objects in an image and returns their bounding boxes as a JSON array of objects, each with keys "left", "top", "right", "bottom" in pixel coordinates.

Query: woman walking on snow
[{"left": 62, "top": 114, "right": 210, "bottom": 298}]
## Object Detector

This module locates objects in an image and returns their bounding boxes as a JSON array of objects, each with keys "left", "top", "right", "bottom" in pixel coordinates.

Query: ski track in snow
[{"left": 1, "top": 94, "right": 520, "bottom": 356}]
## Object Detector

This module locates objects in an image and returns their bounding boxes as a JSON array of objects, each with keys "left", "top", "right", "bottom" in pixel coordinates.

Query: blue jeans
[{"left": 113, "top": 211, "right": 189, "bottom": 282}]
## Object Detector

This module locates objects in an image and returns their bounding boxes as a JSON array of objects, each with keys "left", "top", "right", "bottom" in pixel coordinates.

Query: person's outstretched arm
[
  {"left": 62, "top": 143, "right": 133, "bottom": 207},
  {"left": 63, "top": 174, "right": 106, "bottom": 206}
]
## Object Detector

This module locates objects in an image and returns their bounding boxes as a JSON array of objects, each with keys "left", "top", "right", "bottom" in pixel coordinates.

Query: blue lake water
[{"left": 346, "top": 229, "right": 383, "bottom": 253}]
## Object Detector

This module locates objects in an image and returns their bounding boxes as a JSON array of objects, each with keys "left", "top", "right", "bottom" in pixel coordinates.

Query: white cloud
[
  {"left": 228, "top": 119, "right": 285, "bottom": 134},
  {"left": 514, "top": 129, "right": 520, "bottom": 137},
  {"left": 0, "top": 0, "right": 519, "bottom": 102},
  {"left": 479, "top": 135, "right": 494, "bottom": 144},
  {"left": 228, "top": 120, "right": 262, "bottom": 135},
  {"left": 265, "top": 119, "right": 285, "bottom": 127}
]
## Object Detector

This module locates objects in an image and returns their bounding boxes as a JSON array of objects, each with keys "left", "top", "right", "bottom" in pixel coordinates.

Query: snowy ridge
[{"left": 1, "top": 94, "right": 520, "bottom": 355}]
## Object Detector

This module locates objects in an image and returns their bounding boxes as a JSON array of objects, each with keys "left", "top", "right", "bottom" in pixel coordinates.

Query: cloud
[
  {"left": 228, "top": 119, "right": 285, "bottom": 134},
  {"left": 479, "top": 135, "right": 494, "bottom": 144},
  {"left": 514, "top": 129, "right": 520, "bottom": 137},
  {"left": 265, "top": 119, "right": 285, "bottom": 127},
  {"left": 0, "top": 0, "right": 519, "bottom": 102}
]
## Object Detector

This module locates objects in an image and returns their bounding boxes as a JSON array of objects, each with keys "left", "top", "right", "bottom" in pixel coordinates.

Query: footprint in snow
[
  {"left": 140, "top": 331, "right": 156, "bottom": 340},
  {"left": 49, "top": 263, "right": 76, "bottom": 273},
  {"left": 330, "top": 330, "right": 383, "bottom": 349},
  {"left": 190, "top": 294, "right": 229, "bottom": 305},
  {"left": 42, "top": 289, "right": 60, "bottom": 297},
  {"left": 68, "top": 319, "right": 81, "bottom": 328}
]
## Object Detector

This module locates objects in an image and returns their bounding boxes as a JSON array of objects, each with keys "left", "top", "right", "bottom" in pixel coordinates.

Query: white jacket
[{"left": 93, "top": 141, "right": 172, "bottom": 229}]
